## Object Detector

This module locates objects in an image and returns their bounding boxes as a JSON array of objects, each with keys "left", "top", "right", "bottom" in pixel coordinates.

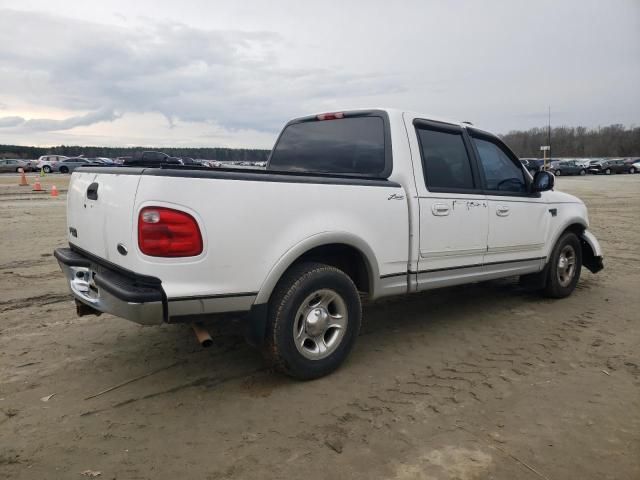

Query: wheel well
[
  {"left": 561, "top": 223, "right": 601, "bottom": 273},
  {"left": 289, "top": 243, "right": 371, "bottom": 295},
  {"left": 563, "top": 223, "right": 585, "bottom": 237}
]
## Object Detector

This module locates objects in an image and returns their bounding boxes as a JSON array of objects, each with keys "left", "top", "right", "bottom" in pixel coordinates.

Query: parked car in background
[
  {"left": 575, "top": 159, "right": 591, "bottom": 168},
  {"left": 123, "top": 151, "right": 183, "bottom": 167},
  {"left": 527, "top": 159, "right": 548, "bottom": 174},
  {"left": 36, "top": 155, "right": 69, "bottom": 173},
  {"left": 0, "top": 158, "right": 35, "bottom": 172},
  {"left": 550, "top": 160, "right": 588, "bottom": 176},
  {"left": 56, "top": 157, "right": 103, "bottom": 174},
  {"left": 589, "top": 158, "right": 635, "bottom": 175},
  {"left": 85, "top": 157, "right": 116, "bottom": 165}
]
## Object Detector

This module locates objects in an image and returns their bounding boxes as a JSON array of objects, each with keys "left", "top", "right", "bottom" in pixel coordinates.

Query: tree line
[
  {"left": 0, "top": 145, "right": 270, "bottom": 162},
  {"left": 501, "top": 124, "right": 640, "bottom": 158},
  {"left": 2, "top": 123, "right": 639, "bottom": 161}
]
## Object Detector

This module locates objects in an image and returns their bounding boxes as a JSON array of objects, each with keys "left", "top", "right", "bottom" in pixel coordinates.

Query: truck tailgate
[{"left": 67, "top": 169, "right": 143, "bottom": 270}]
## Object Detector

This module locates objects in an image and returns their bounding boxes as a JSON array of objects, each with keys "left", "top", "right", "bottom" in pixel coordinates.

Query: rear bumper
[{"left": 54, "top": 247, "right": 165, "bottom": 325}]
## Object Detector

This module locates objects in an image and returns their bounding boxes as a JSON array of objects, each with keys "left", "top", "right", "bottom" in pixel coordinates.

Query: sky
[{"left": 0, "top": 0, "right": 638, "bottom": 149}]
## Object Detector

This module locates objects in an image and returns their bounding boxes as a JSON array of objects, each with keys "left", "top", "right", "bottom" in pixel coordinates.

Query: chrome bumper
[{"left": 54, "top": 248, "right": 164, "bottom": 325}]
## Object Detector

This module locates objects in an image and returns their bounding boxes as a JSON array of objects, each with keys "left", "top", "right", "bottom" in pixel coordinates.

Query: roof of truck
[{"left": 304, "top": 107, "right": 483, "bottom": 131}]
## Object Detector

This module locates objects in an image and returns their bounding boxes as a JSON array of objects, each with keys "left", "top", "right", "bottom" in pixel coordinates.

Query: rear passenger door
[
  {"left": 469, "top": 130, "right": 549, "bottom": 272},
  {"left": 409, "top": 119, "right": 489, "bottom": 289}
]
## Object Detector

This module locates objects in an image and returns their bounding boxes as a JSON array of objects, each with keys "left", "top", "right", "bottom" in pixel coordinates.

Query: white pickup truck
[{"left": 55, "top": 109, "right": 603, "bottom": 379}]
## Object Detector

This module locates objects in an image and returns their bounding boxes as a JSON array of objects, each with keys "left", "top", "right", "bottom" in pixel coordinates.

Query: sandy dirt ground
[{"left": 1, "top": 172, "right": 639, "bottom": 480}]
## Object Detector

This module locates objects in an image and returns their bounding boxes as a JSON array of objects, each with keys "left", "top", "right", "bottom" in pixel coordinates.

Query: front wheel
[
  {"left": 629, "top": 167, "right": 636, "bottom": 174},
  {"left": 579, "top": 169, "right": 586, "bottom": 176},
  {"left": 264, "top": 262, "right": 361, "bottom": 380},
  {"left": 554, "top": 170, "right": 561, "bottom": 176},
  {"left": 605, "top": 168, "right": 611, "bottom": 175},
  {"left": 543, "top": 232, "right": 582, "bottom": 298},
  {"left": 43, "top": 165, "right": 51, "bottom": 173}
]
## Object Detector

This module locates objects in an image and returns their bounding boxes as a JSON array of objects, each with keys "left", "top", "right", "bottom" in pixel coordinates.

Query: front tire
[
  {"left": 629, "top": 167, "right": 635, "bottom": 174},
  {"left": 605, "top": 168, "right": 611, "bottom": 175},
  {"left": 265, "top": 262, "right": 362, "bottom": 380},
  {"left": 543, "top": 232, "right": 582, "bottom": 298},
  {"left": 43, "top": 165, "right": 51, "bottom": 173},
  {"left": 579, "top": 169, "right": 586, "bottom": 176},
  {"left": 555, "top": 169, "right": 561, "bottom": 176}
]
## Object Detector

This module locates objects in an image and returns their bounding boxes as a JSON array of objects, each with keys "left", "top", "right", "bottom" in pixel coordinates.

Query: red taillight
[
  {"left": 138, "top": 207, "right": 202, "bottom": 257},
  {"left": 316, "top": 112, "right": 344, "bottom": 121}
]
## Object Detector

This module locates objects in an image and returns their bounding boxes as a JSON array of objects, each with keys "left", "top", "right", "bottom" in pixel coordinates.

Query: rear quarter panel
[{"left": 130, "top": 175, "right": 410, "bottom": 301}]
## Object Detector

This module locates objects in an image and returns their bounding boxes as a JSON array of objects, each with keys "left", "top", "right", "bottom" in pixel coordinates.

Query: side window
[
  {"left": 473, "top": 137, "right": 526, "bottom": 193},
  {"left": 416, "top": 127, "right": 475, "bottom": 191}
]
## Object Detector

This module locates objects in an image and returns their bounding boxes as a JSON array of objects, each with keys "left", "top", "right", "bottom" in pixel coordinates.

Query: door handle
[
  {"left": 431, "top": 203, "right": 450, "bottom": 216},
  {"left": 87, "top": 182, "right": 99, "bottom": 200},
  {"left": 496, "top": 205, "right": 510, "bottom": 216}
]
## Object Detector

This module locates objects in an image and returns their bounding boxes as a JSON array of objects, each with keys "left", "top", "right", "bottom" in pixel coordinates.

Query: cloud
[
  {"left": 0, "top": 116, "right": 24, "bottom": 128},
  {"left": 0, "top": 8, "right": 403, "bottom": 137}
]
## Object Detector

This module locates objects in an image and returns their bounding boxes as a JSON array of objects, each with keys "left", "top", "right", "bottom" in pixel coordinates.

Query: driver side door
[{"left": 469, "top": 133, "right": 550, "bottom": 269}]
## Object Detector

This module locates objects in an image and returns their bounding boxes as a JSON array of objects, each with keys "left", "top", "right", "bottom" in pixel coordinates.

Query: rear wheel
[
  {"left": 629, "top": 167, "right": 635, "bottom": 174},
  {"left": 59, "top": 166, "right": 69, "bottom": 174},
  {"left": 543, "top": 232, "right": 582, "bottom": 298},
  {"left": 264, "top": 262, "right": 361, "bottom": 380},
  {"left": 579, "top": 169, "right": 586, "bottom": 176},
  {"left": 555, "top": 169, "right": 562, "bottom": 176},
  {"left": 605, "top": 168, "right": 611, "bottom": 175}
]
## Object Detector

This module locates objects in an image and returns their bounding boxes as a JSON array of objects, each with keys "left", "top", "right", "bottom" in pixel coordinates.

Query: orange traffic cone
[
  {"left": 51, "top": 185, "right": 59, "bottom": 198},
  {"left": 33, "top": 181, "right": 44, "bottom": 192},
  {"left": 18, "top": 168, "right": 29, "bottom": 186}
]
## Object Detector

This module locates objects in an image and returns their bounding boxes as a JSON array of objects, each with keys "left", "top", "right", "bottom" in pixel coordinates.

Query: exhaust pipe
[{"left": 191, "top": 322, "right": 213, "bottom": 348}]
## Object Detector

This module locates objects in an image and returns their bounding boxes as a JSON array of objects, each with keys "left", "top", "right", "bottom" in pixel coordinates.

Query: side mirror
[{"left": 532, "top": 170, "right": 554, "bottom": 192}]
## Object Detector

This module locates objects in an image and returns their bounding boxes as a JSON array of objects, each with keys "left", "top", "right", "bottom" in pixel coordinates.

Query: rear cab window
[
  {"left": 268, "top": 112, "right": 391, "bottom": 177},
  {"left": 414, "top": 122, "right": 476, "bottom": 192}
]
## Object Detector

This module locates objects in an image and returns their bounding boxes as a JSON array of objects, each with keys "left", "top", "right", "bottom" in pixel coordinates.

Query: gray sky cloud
[{"left": 0, "top": 0, "right": 638, "bottom": 147}]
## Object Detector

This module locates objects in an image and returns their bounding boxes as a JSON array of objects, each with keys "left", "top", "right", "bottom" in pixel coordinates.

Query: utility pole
[
  {"left": 548, "top": 105, "right": 551, "bottom": 160},
  {"left": 540, "top": 106, "right": 552, "bottom": 170}
]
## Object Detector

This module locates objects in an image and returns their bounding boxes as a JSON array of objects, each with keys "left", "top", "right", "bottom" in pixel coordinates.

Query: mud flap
[
  {"left": 580, "top": 231, "right": 604, "bottom": 273},
  {"left": 244, "top": 303, "right": 269, "bottom": 347}
]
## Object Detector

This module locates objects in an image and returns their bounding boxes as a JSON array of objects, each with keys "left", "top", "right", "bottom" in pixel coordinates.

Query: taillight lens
[
  {"left": 316, "top": 112, "right": 344, "bottom": 121},
  {"left": 138, "top": 207, "right": 203, "bottom": 257}
]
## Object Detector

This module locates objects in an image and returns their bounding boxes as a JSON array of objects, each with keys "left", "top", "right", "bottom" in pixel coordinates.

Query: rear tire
[
  {"left": 605, "top": 168, "right": 611, "bottom": 175},
  {"left": 555, "top": 170, "right": 561, "bottom": 176},
  {"left": 629, "top": 167, "right": 635, "bottom": 174},
  {"left": 59, "top": 166, "right": 69, "bottom": 174},
  {"left": 543, "top": 232, "right": 582, "bottom": 298},
  {"left": 264, "top": 262, "right": 361, "bottom": 380},
  {"left": 579, "top": 169, "right": 586, "bottom": 176}
]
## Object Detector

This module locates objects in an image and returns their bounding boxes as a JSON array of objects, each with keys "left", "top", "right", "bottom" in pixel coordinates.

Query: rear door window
[
  {"left": 416, "top": 127, "right": 475, "bottom": 192},
  {"left": 269, "top": 116, "right": 387, "bottom": 176}
]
